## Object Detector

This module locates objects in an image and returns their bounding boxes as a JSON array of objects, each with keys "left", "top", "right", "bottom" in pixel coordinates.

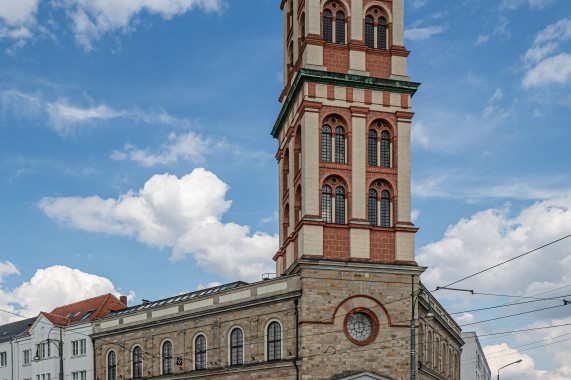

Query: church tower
[{"left": 273, "top": 0, "right": 420, "bottom": 275}]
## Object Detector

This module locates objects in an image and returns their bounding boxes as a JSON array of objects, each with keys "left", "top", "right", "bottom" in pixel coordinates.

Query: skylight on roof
[
  {"left": 66, "top": 313, "right": 73, "bottom": 318},
  {"left": 72, "top": 311, "right": 82, "bottom": 318},
  {"left": 80, "top": 309, "right": 96, "bottom": 320}
]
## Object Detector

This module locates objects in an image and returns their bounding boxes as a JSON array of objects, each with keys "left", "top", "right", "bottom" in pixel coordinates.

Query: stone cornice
[{"left": 271, "top": 68, "right": 421, "bottom": 138}]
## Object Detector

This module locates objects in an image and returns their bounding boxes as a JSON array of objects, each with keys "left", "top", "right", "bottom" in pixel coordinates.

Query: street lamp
[
  {"left": 33, "top": 325, "right": 64, "bottom": 380},
  {"left": 411, "top": 275, "right": 434, "bottom": 380},
  {"left": 498, "top": 359, "right": 522, "bottom": 379}
]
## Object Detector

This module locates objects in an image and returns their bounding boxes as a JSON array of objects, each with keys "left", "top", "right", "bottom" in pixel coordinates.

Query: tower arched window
[
  {"left": 132, "top": 346, "right": 143, "bottom": 379},
  {"left": 378, "top": 17, "right": 387, "bottom": 50},
  {"left": 282, "top": 148, "right": 289, "bottom": 193},
  {"left": 323, "top": 10, "right": 333, "bottom": 43},
  {"left": 335, "top": 186, "right": 345, "bottom": 224},
  {"left": 283, "top": 203, "right": 290, "bottom": 239},
  {"left": 368, "top": 189, "right": 377, "bottom": 226},
  {"left": 335, "top": 11, "right": 345, "bottom": 44},
  {"left": 230, "top": 328, "right": 243, "bottom": 366},
  {"left": 322, "top": 185, "right": 332, "bottom": 223},
  {"left": 365, "top": 15, "right": 374, "bottom": 48},
  {"left": 380, "top": 131, "right": 390, "bottom": 168},
  {"left": 321, "top": 125, "right": 332, "bottom": 162},
  {"left": 267, "top": 321, "right": 281, "bottom": 361},
  {"left": 162, "top": 341, "right": 173, "bottom": 375},
  {"left": 380, "top": 190, "right": 390, "bottom": 227},
  {"left": 335, "top": 126, "right": 345, "bottom": 163},
  {"left": 194, "top": 335, "right": 206, "bottom": 370},
  {"left": 368, "top": 130, "right": 377, "bottom": 166},
  {"left": 107, "top": 351, "right": 116, "bottom": 380}
]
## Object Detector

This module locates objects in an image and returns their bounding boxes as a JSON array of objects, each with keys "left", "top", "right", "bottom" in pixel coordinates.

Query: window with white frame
[
  {"left": 72, "top": 339, "right": 87, "bottom": 356},
  {"left": 41, "top": 342, "right": 51, "bottom": 358},
  {"left": 23, "top": 349, "right": 31, "bottom": 364},
  {"left": 72, "top": 371, "right": 86, "bottom": 380},
  {"left": 0, "top": 351, "right": 7, "bottom": 366}
]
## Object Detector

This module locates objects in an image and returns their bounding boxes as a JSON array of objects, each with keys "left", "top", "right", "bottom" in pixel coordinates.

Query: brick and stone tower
[{"left": 272, "top": 0, "right": 420, "bottom": 275}]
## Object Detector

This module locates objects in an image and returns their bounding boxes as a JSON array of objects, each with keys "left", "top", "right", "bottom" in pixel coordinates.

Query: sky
[{"left": 0, "top": 0, "right": 570, "bottom": 378}]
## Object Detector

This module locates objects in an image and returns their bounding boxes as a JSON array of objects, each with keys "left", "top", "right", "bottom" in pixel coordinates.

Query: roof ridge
[{"left": 50, "top": 293, "right": 114, "bottom": 312}]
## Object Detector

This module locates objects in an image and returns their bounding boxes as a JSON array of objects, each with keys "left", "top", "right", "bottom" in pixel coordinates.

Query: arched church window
[
  {"left": 335, "top": 186, "right": 345, "bottom": 224},
  {"left": 322, "top": 185, "right": 332, "bottom": 223},
  {"left": 322, "top": 125, "right": 332, "bottom": 162},
  {"left": 335, "top": 126, "right": 345, "bottom": 163},
  {"left": 381, "top": 190, "right": 390, "bottom": 227},
  {"left": 230, "top": 328, "right": 243, "bottom": 366},
  {"left": 368, "top": 189, "right": 377, "bottom": 225},
  {"left": 368, "top": 129, "right": 377, "bottom": 166},
  {"left": 365, "top": 15, "right": 374, "bottom": 48},
  {"left": 381, "top": 131, "right": 390, "bottom": 168},
  {"left": 267, "top": 321, "right": 281, "bottom": 361},
  {"left": 162, "top": 341, "right": 173, "bottom": 375},
  {"left": 323, "top": 10, "right": 333, "bottom": 43},
  {"left": 335, "top": 11, "right": 345, "bottom": 44},
  {"left": 378, "top": 17, "right": 387, "bottom": 50}
]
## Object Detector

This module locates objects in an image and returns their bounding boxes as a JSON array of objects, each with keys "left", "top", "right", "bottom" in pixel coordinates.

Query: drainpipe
[
  {"left": 293, "top": 298, "right": 299, "bottom": 380},
  {"left": 10, "top": 339, "right": 14, "bottom": 380}
]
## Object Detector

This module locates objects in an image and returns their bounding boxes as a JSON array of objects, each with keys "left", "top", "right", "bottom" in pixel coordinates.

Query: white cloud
[
  {"left": 475, "top": 16, "right": 509, "bottom": 46},
  {"left": 522, "top": 19, "right": 571, "bottom": 88},
  {"left": 196, "top": 282, "right": 222, "bottom": 290},
  {"left": 523, "top": 53, "right": 571, "bottom": 88},
  {"left": 411, "top": 121, "right": 430, "bottom": 149},
  {"left": 61, "top": 0, "right": 225, "bottom": 51},
  {"left": 0, "top": 261, "right": 20, "bottom": 282},
  {"left": 0, "top": 0, "right": 39, "bottom": 26},
  {"left": 0, "top": 90, "right": 192, "bottom": 136},
  {"left": 0, "top": 0, "right": 224, "bottom": 52},
  {"left": 411, "top": 209, "right": 420, "bottom": 222},
  {"left": 499, "top": 0, "right": 555, "bottom": 11},
  {"left": 111, "top": 132, "right": 214, "bottom": 167},
  {"left": 410, "top": 0, "right": 427, "bottom": 10},
  {"left": 38, "top": 169, "right": 278, "bottom": 281},
  {"left": 0, "top": 264, "right": 133, "bottom": 324},
  {"left": 405, "top": 25, "right": 446, "bottom": 41},
  {"left": 418, "top": 195, "right": 571, "bottom": 305}
]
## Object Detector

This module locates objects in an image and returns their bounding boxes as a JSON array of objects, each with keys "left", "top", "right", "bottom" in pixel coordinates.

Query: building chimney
[{"left": 120, "top": 296, "right": 128, "bottom": 306}]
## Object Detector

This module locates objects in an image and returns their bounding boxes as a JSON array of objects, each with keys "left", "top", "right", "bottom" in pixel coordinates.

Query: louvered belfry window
[{"left": 323, "top": 10, "right": 333, "bottom": 43}]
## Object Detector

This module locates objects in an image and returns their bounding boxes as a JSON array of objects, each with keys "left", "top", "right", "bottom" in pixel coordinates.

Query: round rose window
[{"left": 344, "top": 309, "right": 379, "bottom": 345}]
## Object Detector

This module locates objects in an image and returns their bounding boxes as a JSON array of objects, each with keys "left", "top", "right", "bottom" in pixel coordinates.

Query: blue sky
[{"left": 1, "top": 0, "right": 570, "bottom": 378}]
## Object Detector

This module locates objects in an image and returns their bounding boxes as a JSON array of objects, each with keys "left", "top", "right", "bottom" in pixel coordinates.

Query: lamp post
[
  {"left": 497, "top": 359, "right": 522, "bottom": 379},
  {"left": 411, "top": 275, "right": 434, "bottom": 380},
  {"left": 33, "top": 326, "right": 64, "bottom": 380}
]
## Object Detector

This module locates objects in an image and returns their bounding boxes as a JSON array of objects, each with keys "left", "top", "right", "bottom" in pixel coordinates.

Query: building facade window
[
  {"left": 230, "top": 328, "right": 243, "bottom": 366},
  {"left": 132, "top": 346, "right": 143, "bottom": 379},
  {"left": 0, "top": 352, "right": 6, "bottom": 367},
  {"left": 335, "top": 11, "right": 345, "bottom": 44},
  {"left": 24, "top": 349, "right": 30, "bottom": 364},
  {"left": 381, "top": 190, "right": 390, "bottom": 227},
  {"left": 194, "top": 335, "right": 207, "bottom": 370},
  {"left": 335, "top": 126, "right": 345, "bottom": 163},
  {"left": 107, "top": 351, "right": 117, "bottom": 380},
  {"left": 368, "top": 122, "right": 392, "bottom": 167},
  {"left": 162, "top": 341, "right": 173, "bottom": 375},
  {"left": 378, "top": 17, "right": 387, "bottom": 49},
  {"left": 380, "top": 131, "right": 390, "bottom": 167},
  {"left": 335, "top": 186, "right": 346, "bottom": 224},
  {"left": 322, "top": 185, "right": 332, "bottom": 223},
  {"left": 72, "top": 339, "right": 86, "bottom": 356},
  {"left": 368, "top": 189, "right": 377, "bottom": 225},
  {"left": 365, "top": 15, "right": 374, "bottom": 48},
  {"left": 321, "top": 125, "right": 332, "bottom": 162},
  {"left": 368, "top": 129, "right": 377, "bottom": 166},
  {"left": 323, "top": 9, "right": 333, "bottom": 43},
  {"left": 267, "top": 321, "right": 281, "bottom": 361},
  {"left": 71, "top": 372, "right": 86, "bottom": 380}
]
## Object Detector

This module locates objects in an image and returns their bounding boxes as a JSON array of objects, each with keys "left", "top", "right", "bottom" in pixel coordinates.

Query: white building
[
  {"left": 0, "top": 318, "right": 36, "bottom": 380},
  {"left": 461, "top": 331, "right": 491, "bottom": 380},
  {"left": 13, "top": 294, "right": 127, "bottom": 380}
]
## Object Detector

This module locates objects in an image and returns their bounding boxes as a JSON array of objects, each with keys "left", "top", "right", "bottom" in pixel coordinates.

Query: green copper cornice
[{"left": 271, "top": 68, "right": 421, "bottom": 138}]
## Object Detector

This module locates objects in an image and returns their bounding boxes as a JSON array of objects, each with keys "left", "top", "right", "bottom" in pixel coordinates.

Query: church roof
[{"left": 105, "top": 281, "right": 248, "bottom": 318}]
